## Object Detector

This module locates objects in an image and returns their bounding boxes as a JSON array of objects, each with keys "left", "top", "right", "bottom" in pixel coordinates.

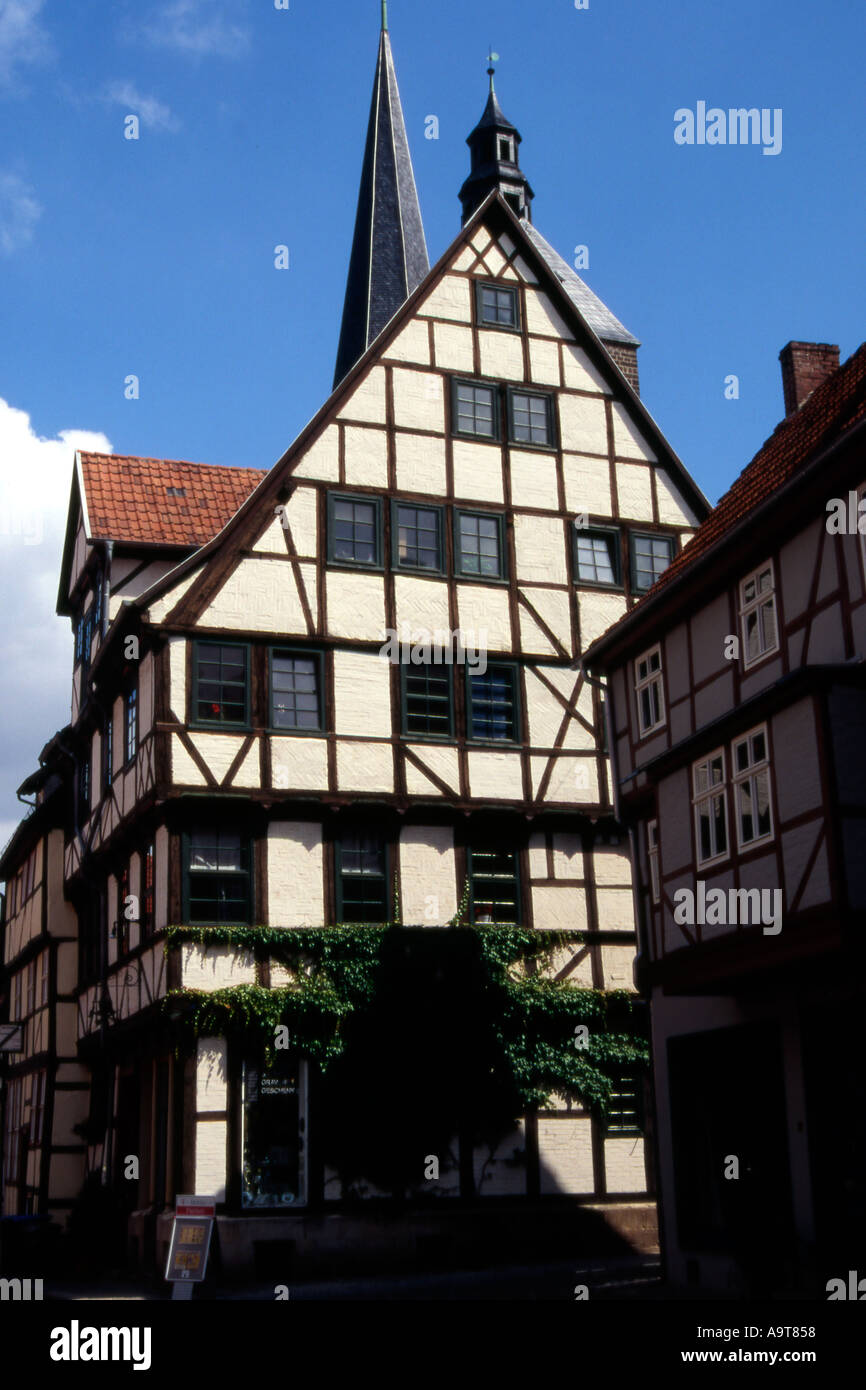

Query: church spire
[
  {"left": 459, "top": 59, "right": 534, "bottom": 226},
  {"left": 333, "top": 7, "right": 429, "bottom": 387}
]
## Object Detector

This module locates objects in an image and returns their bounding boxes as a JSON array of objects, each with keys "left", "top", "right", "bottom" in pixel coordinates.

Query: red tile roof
[
  {"left": 79, "top": 453, "right": 267, "bottom": 547},
  {"left": 642, "top": 342, "right": 866, "bottom": 604}
]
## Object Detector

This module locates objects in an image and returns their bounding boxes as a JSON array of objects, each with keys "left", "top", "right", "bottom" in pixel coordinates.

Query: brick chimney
[{"left": 779, "top": 341, "right": 840, "bottom": 416}]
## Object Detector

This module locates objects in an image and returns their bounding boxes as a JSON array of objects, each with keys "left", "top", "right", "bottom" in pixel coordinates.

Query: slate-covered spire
[
  {"left": 333, "top": 6, "right": 429, "bottom": 387},
  {"left": 459, "top": 62, "right": 535, "bottom": 225}
]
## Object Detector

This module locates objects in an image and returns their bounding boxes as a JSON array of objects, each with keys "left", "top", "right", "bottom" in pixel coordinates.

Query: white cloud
[
  {"left": 0, "top": 397, "right": 112, "bottom": 853},
  {"left": 105, "top": 80, "right": 180, "bottom": 132},
  {"left": 0, "top": 170, "right": 40, "bottom": 253},
  {"left": 0, "top": 0, "right": 50, "bottom": 87},
  {"left": 142, "top": 0, "right": 250, "bottom": 58}
]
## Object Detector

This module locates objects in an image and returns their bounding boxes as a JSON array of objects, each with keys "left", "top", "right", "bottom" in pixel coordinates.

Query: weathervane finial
[
  {"left": 381, "top": 1, "right": 388, "bottom": 32},
  {"left": 487, "top": 47, "right": 499, "bottom": 93}
]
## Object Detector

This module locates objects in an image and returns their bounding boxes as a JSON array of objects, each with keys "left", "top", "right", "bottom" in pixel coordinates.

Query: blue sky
[{"left": 0, "top": 0, "right": 864, "bottom": 842}]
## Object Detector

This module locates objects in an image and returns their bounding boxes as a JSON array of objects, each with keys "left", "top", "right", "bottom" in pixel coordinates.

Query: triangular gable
[{"left": 136, "top": 191, "right": 710, "bottom": 631}]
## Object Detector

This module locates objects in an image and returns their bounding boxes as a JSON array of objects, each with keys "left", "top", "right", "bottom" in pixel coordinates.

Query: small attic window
[
  {"left": 498, "top": 137, "right": 513, "bottom": 162},
  {"left": 166, "top": 486, "right": 187, "bottom": 498}
]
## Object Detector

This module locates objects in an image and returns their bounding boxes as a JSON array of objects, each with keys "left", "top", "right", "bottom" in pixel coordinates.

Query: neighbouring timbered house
[
  {"left": 584, "top": 341, "right": 866, "bottom": 1296},
  {"left": 1, "top": 13, "right": 710, "bottom": 1277}
]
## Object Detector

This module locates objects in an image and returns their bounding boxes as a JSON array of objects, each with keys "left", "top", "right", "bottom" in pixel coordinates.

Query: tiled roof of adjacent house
[{"left": 78, "top": 453, "right": 267, "bottom": 547}]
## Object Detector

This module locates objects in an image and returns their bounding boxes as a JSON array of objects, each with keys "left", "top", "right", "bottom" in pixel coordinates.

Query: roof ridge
[{"left": 79, "top": 450, "right": 265, "bottom": 474}]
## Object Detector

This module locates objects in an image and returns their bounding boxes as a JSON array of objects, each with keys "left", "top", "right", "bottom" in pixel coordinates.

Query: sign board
[
  {"left": 165, "top": 1195, "right": 216, "bottom": 1286},
  {"left": 0, "top": 1024, "right": 23, "bottom": 1052}
]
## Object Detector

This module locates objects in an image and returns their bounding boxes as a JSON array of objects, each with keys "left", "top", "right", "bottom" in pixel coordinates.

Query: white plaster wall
[
  {"left": 479, "top": 330, "right": 525, "bottom": 382},
  {"left": 337, "top": 370, "right": 387, "bottom": 426},
  {"left": 452, "top": 440, "right": 503, "bottom": 504},
  {"left": 563, "top": 454, "right": 613, "bottom": 517},
  {"left": 553, "top": 835, "right": 585, "bottom": 879},
  {"left": 171, "top": 734, "right": 207, "bottom": 786},
  {"left": 394, "top": 432, "right": 447, "bottom": 495},
  {"left": 270, "top": 736, "right": 329, "bottom": 792},
  {"left": 181, "top": 945, "right": 256, "bottom": 990},
  {"left": 524, "top": 288, "right": 574, "bottom": 340},
  {"left": 294, "top": 424, "right": 341, "bottom": 479},
  {"left": 601, "top": 943, "right": 637, "bottom": 990},
  {"left": 532, "top": 885, "right": 589, "bottom": 931},
  {"left": 326, "top": 571, "right": 386, "bottom": 641},
  {"left": 417, "top": 275, "right": 472, "bottom": 323},
  {"left": 195, "top": 1120, "right": 227, "bottom": 1201},
  {"left": 384, "top": 319, "right": 431, "bottom": 366},
  {"left": 267, "top": 822, "right": 325, "bottom": 926},
  {"left": 399, "top": 826, "right": 458, "bottom": 925},
  {"left": 562, "top": 344, "right": 612, "bottom": 394},
  {"left": 578, "top": 592, "right": 628, "bottom": 648},
  {"left": 197, "top": 1037, "right": 228, "bottom": 1109},
  {"left": 197, "top": 557, "right": 316, "bottom": 635},
  {"left": 404, "top": 744, "right": 460, "bottom": 797},
  {"left": 253, "top": 483, "right": 317, "bottom": 556},
  {"left": 168, "top": 637, "right": 185, "bottom": 716},
  {"left": 433, "top": 322, "right": 474, "bottom": 373},
  {"left": 467, "top": 750, "right": 523, "bottom": 801},
  {"left": 336, "top": 740, "right": 394, "bottom": 793},
  {"left": 392, "top": 368, "right": 445, "bottom": 433},
  {"left": 538, "top": 1116, "right": 595, "bottom": 1193},
  {"left": 514, "top": 514, "right": 568, "bottom": 583},
  {"left": 615, "top": 462, "right": 654, "bottom": 520},
  {"left": 188, "top": 733, "right": 247, "bottom": 785},
  {"left": 532, "top": 754, "right": 599, "bottom": 804},
  {"left": 146, "top": 566, "right": 202, "bottom": 623},
  {"left": 612, "top": 402, "right": 657, "bottom": 461},
  {"left": 656, "top": 470, "right": 699, "bottom": 526},
  {"left": 529, "top": 337, "right": 561, "bottom": 386},
  {"left": 456, "top": 583, "right": 512, "bottom": 652},
  {"left": 333, "top": 650, "right": 391, "bottom": 736},
  {"left": 558, "top": 394, "right": 609, "bottom": 457},
  {"left": 393, "top": 576, "right": 451, "bottom": 640},
  {"left": 604, "top": 1136, "right": 646, "bottom": 1192},
  {"left": 344, "top": 426, "right": 389, "bottom": 490},
  {"left": 509, "top": 450, "right": 559, "bottom": 510}
]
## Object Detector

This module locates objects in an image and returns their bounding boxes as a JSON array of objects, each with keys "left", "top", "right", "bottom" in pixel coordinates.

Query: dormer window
[
  {"left": 166, "top": 486, "right": 186, "bottom": 498},
  {"left": 476, "top": 282, "right": 519, "bottom": 330},
  {"left": 498, "top": 136, "right": 513, "bottom": 162}
]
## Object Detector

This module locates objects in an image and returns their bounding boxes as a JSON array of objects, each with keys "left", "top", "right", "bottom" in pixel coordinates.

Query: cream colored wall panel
[
  {"left": 532, "top": 755, "right": 599, "bottom": 803},
  {"left": 499, "top": 232, "right": 516, "bottom": 257},
  {"left": 452, "top": 246, "right": 475, "bottom": 272},
  {"left": 578, "top": 591, "right": 628, "bottom": 648},
  {"left": 615, "top": 462, "right": 654, "bottom": 520},
  {"left": 513, "top": 255, "right": 538, "bottom": 285},
  {"left": 268, "top": 822, "right": 325, "bottom": 926},
  {"left": 597, "top": 892, "right": 636, "bottom": 934},
  {"left": 538, "top": 1116, "right": 595, "bottom": 1193},
  {"left": 171, "top": 734, "right": 207, "bottom": 786},
  {"left": 518, "top": 605, "right": 558, "bottom": 659},
  {"left": 393, "top": 575, "right": 451, "bottom": 642},
  {"left": 197, "top": 557, "right": 316, "bottom": 635},
  {"left": 612, "top": 401, "right": 657, "bottom": 461},
  {"left": 656, "top": 469, "right": 699, "bottom": 526},
  {"left": 146, "top": 566, "right": 202, "bottom": 623},
  {"left": 529, "top": 337, "right": 561, "bottom": 386},
  {"left": 561, "top": 716, "right": 597, "bottom": 753},
  {"left": 475, "top": 1124, "right": 526, "bottom": 1196},
  {"left": 432, "top": 321, "right": 474, "bottom": 373},
  {"left": 270, "top": 736, "right": 329, "bottom": 792},
  {"left": 456, "top": 582, "right": 512, "bottom": 651},
  {"left": 336, "top": 740, "right": 394, "bottom": 793},
  {"left": 168, "top": 638, "right": 185, "bottom": 717},
  {"left": 112, "top": 560, "right": 179, "bottom": 610},
  {"left": 563, "top": 454, "right": 613, "bottom": 517},
  {"left": 404, "top": 744, "right": 460, "bottom": 797},
  {"left": 344, "top": 426, "right": 389, "bottom": 489},
  {"left": 392, "top": 368, "right": 445, "bottom": 433},
  {"left": 604, "top": 1136, "right": 645, "bottom": 1192},
  {"left": 524, "top": 288, "right": 575, "bottom": 340},
  {"left": 232, "top": 740, "right": 261, "bottom": 789},
  {"left": 594, "top": 846, "right": 633, "bottom": 886},
  {"left": 509, "top": 450, "right": 559, "bottom": 510},
  {"left": 562, "top": 344, "right": 612, "bottom": 394},
  {"left": 181, "top": 944, "right": 256, "bottom": 990},
  {"left": 384, "top": 319, "right": 431, "bottom": 366},
  {"left": 196, "top": 1038, "right": 228, "bottom": 1109},
  {"left": 519, "top": 587, "right": 572, "bottom": 655},
  {"left": 482, "top": 243, "right": 506, "bottom": 276},
  {"left": 294, "top": 424, "right": 341, "bottom": 479},
  {"left": 452, "top": 440, "right": 503, "bottom": 503},
  {"left": 514, "top": 513, "right": 568, "bottom": 583},
  {"left": 417, "top": 275, "right": 472, "bottom": 322},
  {"left": 188, "top": 732, "right": 246, "bottom": 784},
  {"left": 337, "top": 369, "right": 387, "bottom": 425},
  {"left": 467, "top": 750, "right": 523, "bottom": 801},
  {"left": 399, "top": 826, "right": 458, "bottom": 925},
  {"left": 526, "top": 671, "right": 567, "bottom": 747},
  {"left": 394, "top": 432, "right": 448, "bottom": 495},
  {"left": 479, "top": 330, "right": 525, "bottom": 382},
  {"left": 559, "top": 394, "right": 608, "bottom": 457},
  {"left": 532, "top": 885, "right": 589, "bottom": 931},
  {"left": 326, "top": 570, "right": 386, "bottom": 640},
  {"left": 553, "top": 835, "right": 585, "bottom": 880},
  {"left": 469, "top": 230, "right": 492, "bottom": 254},
  {"left": 333, "top": 649, "right": 392, "bottom": 736},
  {"left": 602, "top": 940, "right": 638, "bottom": 992},
  {"left": 252, "top": 482, "right": 317, "bottom": 558},
  {"left": 195, "top": 1120, "right": 227, "bottom": 1201},
  {"left": 528, "top": 832, "right": 547, "bottom": 879}
]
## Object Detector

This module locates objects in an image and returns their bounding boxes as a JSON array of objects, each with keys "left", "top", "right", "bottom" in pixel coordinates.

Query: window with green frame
[
  {"left": 327, "top": 493, "right": 382, "bottom": 568},
  {"left": 603, "top": 1072, "right": 644, "bottom": 1134},
  {"left": 475, "top": 281, "right": 520, "bottom": 330},
  {"left": 392, "top": 501, "right": 443, "bottom": 573},
  {"left": 269, "top": 649, "right": 323, "bottom": 732},
  {"left": 630, "top": 532, "right": 675, "bottom": 593},
  {"left": 186, "top": 829, "right": 253, "bottom": 925},
  {"left": 574, "top": 526, "right": 621, "bottom": 587},
  {"left": 468, "top": 846, "right": 521, "bottom": 924},
  {"left": 451, "top": 379, "right": 499, "bottom": 440},
  {"left": 467, "top": 664, "right": 521, "bottom": 743},
  {"left": 193, "top": 642, "right": 249, "bottom": 726},
  {"left": 402, "top": 662, "right": 454, "bottom": 739},
  {"left": 455, "top": 510, "right": 506, "bottom": 579},
  {"left": 507, "top": 388, "right": 555, "bottom": 449},
  {"left": 336, "top": 833, "right": 389, "bottom": 923}
]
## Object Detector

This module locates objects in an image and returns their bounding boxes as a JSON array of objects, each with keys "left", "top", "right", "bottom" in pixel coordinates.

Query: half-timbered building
[
  {"left": 2, "top": 12, "right": 710, "bottom": 1276},
  {"left": 584, "top": 340, "right": 866, "bottom": 1295}
]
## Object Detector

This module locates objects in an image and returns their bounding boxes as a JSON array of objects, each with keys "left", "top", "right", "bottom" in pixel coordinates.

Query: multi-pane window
[
  {"left": 270, "top": 651, "right": 322, "bottom": 731},
  {"left": 604, "top": 1074, "right": 643, "bottom": 1134},
  {"left": 456, "top": 511, "right": 505, "bottom": 579},
  {"left": 102, "top": 715, "right": 113, "bottom": 793},
  {"left": 509, "top": 389, "right": 554, "bottom": 448},
  {"left": 634, "top": 645, "right": 665, "bottom": 736},
  {"left": 141, "top": 843, "right": 155, "bottom": 938},
  {"left": 403, "top": 663, "right": 453, "bottom": 739},
  {"left": 476, "top": 282, "right": 519, "bottom": 329},
  {"left": 187, "top": 830, "right": 252, "bottom": 925},
  {"left": 732, "top": 726, "right": 773, "bottom": 848},
  {"left": 693, "top": 751, "right": 728, "bottom": 866},
  {"left": 193, "top": 643, "right": 248, "bottom": 726},
  {"left": 647, "top": 820, "right": 660, "bottom": 905},
  {"left": 468, "top": 665, "right": 520, "bottom": 742},
  {"left": 328, "top": 494, "right": 382, "bottom": 566},
  {"left": 125, "top": 685, "right": 138, "bottom": 761},
  {"left": 393, "top": 503, "right": 442, "bottom": 572},
  {"left": 575, "top": 528, "right": 620, "bottom": 586},
  {"left": 337, "top": 834, "right": 388, "bottom": 923},
  {"left": 468, "top": 847, "right": 520, "bottom": 924},
  {"left": 631, "top": 534, "right": 675, "bottom": 592},
  {"left": 453, "top": 380, "right": 498, "bottom": 439},
  {"left": 739, "top": 562, "right": 778, "bottom": 668}
]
